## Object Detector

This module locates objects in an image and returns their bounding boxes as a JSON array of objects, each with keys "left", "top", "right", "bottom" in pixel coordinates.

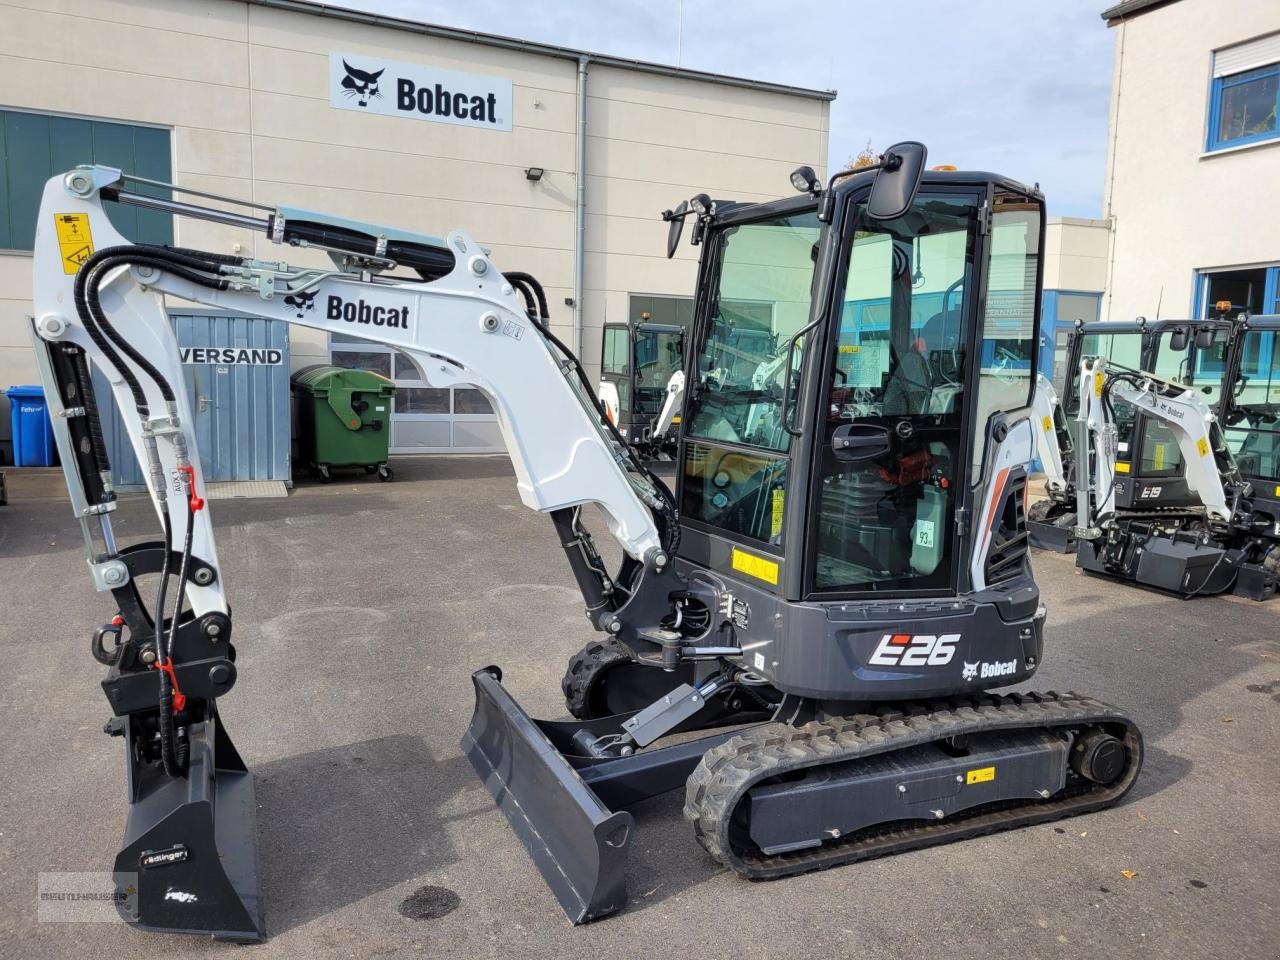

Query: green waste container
[{"left": 292, "top": 365, "right": 396, "bottom": 482}]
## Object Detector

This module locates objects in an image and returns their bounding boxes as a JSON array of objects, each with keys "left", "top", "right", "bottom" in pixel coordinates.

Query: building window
[
  {"left": 1208, "top": 33, "right": 1280, "bottom": 152},
  {"left": 0, "top": 109, "right": 173, "bottom": 251}
]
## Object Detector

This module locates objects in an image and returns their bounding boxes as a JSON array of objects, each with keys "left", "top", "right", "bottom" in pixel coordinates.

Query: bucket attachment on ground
[{"left": 112, "top": 710, "right": 264, "bottom": 941}]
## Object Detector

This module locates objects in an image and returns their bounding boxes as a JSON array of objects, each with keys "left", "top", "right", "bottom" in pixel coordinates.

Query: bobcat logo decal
[
  {"left": 961, "top": 661, "right": 979, "bottom": 681},
  {"left": 283, "top": 290, "right": 318, "bottom": 318},
  {"left": 340, "top": 60, "right": 385, "bottom": 107}
]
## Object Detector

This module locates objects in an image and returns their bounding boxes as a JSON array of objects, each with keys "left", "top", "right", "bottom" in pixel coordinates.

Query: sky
[{"left": 344, "top": 0, "right": 1117, "bottom": 218}]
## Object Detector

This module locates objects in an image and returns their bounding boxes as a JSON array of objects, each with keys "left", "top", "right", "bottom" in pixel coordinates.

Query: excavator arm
[
  {"left": 1031, "top": 372, "right": 1070, "bottom": 498},
  {"left": 1073, "top": 355, "right": 1246, "bottom": 537},
  {"left": 28, "top": 165, "right": 682, "bottom": 940}
]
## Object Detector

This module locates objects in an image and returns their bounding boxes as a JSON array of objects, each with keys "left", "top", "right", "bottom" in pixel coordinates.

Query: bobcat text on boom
[{"left": 326, "top": 295, "right": 410, "bottom": 329}]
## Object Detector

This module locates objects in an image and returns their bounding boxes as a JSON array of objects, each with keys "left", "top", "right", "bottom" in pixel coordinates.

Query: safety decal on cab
[
  {"left": 730, "top": 547, "right": 778, "bottom": 586},
  {"left": 54, "top": 213, "right": 94, "bottom": 275},
  {"left": 1196, "top": 436, "right": 1210, "bottom": 458}
]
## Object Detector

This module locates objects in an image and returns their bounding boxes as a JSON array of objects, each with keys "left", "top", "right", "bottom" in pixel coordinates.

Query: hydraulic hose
[
  {"left": 77, "top": 246, "right": 237, "bottom": 410},
  {"left": 153, "top": 507, "right": 188, "bottom": 776}
]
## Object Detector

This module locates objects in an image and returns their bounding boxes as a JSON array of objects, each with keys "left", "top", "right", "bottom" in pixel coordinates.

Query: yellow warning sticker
[
  {"left": 1115, "top": 461, "right": 1131, "bottom": 474},
  {"left": 53, "top": 212, "right": 94, "bottom": 274},
  {"left": 731, "top": 547, "right": 778, "bottom": 585},
  {"left": 1042, "top": 416, "right": 1053, "bottom": 433},
  {"left": 966, "top": 766, "right": 996, "bottom": 785},
  {"left": 1274, "top": 484, "right": 1280, "bottom": 498},
  {"left": 670, "top": 415, "right": 681, "bottom": 424},
  {"left": 1196, "top": 436, "right": 1209, "bottom": 458},
  {"left": 838, "top": 344, "right": 861, "bottom": 354},
  {"left": 770, "top": 487, "right": 785, "bottom": 540},
  {"left": 1094, "top": 371, "right": 1104, "bottom": 397},
  {"left": 1152, "top": 444, "right": 1166, "bottom": 470}
]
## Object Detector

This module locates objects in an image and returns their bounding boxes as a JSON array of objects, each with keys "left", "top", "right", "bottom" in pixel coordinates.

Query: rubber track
[
  {"left": 561, "top": 639, "right": 631, "bottom": 719},
  {"left": 683, "top": 691, "right": 1142, "bottom": 880}
]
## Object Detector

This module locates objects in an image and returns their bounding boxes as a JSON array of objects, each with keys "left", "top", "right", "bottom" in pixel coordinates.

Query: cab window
[{"left": 681, "top": 209, "right": 820, "bottom": 547}]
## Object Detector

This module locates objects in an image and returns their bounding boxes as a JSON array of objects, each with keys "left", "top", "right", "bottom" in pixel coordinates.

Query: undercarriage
[{"left": 466, "top": 654, "right": 1141, "bottom": 923}]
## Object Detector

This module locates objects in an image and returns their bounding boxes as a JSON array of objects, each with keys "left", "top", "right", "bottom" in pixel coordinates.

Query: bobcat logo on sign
[
  {"left": 329, "top": 52, "right": 513, "bottom": 132},
  {"left": 339, "top": 60, "right": 384, "bottom": 107}
]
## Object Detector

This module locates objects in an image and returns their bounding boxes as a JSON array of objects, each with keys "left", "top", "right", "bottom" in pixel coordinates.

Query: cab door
[
  {"left": 598, "top": 323, "right": 632, "bottom": 436},
  {"left": 802, "top": 188, "right": 983, "bottom": 597}
]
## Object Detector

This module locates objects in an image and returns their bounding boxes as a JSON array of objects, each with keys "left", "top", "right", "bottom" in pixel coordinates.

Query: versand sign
[
  {"left": 330, "top": 52, "right": 513, "bottom": 132},
  {"left": 180, "top": 347, "right": 283, "bottom": 366}
]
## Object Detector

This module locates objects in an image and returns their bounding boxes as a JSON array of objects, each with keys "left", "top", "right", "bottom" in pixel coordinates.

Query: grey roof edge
[
  {"left": 1100, "top": 0, "right": 1181, "bottom": 25},
  {"left": 247, "top": 0, "right": 838, "bottom": 101}
]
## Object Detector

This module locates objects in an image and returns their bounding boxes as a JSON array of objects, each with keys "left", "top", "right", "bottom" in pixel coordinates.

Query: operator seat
[{"left": 882, "top": 340, "right": 933, "bottom": 415}]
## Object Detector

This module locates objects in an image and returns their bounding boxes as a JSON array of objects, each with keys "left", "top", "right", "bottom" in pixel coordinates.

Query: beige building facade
[
  {"left": 0, "top": 0, "right": 832, "bottom": 458},
  {"left": 1101, "top": 0, "right": 1280, "bottom": 324}
]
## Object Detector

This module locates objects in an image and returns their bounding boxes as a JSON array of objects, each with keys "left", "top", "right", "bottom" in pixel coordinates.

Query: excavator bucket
[
  {"left": 114, "top": 711, "right": 264, "bottom": 941},
  {"left": 462, "top": 667, "right": 633, "bottom": 924}
]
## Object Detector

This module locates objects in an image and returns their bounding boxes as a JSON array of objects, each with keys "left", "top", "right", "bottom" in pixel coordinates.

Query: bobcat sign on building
[
  {"left": 330, "top": 52, "right": 514, "bottom": 131},
  {"left": 0, "top": 0, "right": 833, "bottom": 459}
]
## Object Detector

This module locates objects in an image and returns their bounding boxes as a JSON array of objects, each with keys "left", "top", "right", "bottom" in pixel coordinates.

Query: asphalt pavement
[{"left": 0, "top": 459, "right": 1276, "bottom": 960}]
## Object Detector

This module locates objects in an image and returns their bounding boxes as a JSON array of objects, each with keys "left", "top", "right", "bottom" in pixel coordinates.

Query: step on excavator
[{"left": 31, "top": 145, "right": 1142, "bottom": 939}]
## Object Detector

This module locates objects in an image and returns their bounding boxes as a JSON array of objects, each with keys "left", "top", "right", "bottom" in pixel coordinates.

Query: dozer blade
[{"left": 462, "top": 666, "right": 633, "bottom": 924}]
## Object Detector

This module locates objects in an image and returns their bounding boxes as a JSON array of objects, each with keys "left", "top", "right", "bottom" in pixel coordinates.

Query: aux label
[{"left": 330, "top": 52, "right": 513, "bottom": 132}]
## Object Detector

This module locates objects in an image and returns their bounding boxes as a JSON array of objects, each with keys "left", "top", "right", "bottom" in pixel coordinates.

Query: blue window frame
[
  {"left": 1207, "top": 62, "right": 1280, "bottom": 151},
  {"left": 1193, "top": 266, "right": 1280, "bottom": 319},
  {"left": 0, "top": 109, "right": 172, "bottom": 251}
]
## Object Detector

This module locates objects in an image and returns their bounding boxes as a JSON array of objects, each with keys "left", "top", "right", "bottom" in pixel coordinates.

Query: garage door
[{"left": 329, "top": 334, "right": 502, "bottom": 453}]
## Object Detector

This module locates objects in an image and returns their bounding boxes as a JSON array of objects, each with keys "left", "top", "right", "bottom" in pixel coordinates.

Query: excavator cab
[
  {"left": 677, "top": 180, "right": 1032, "bottom": 599},
  {"left": 1219, "top": 314, "right": 1280, "bottom": 532},
  {"left": 599, "top": 314, "right": 686, "bottom": 457}
]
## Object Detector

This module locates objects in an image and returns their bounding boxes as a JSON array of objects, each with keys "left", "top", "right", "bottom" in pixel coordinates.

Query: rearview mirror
[
  {"left": 867, "top": 141, "right": 928, "bottom": 221},
  {"left": 1169, "top": 329, "right": 1188, "bottom": 351},
  {"left": 664, "top": 200, "right": 688, "bottom": 259},
  {"left": 1195, "top": 328, "right": 1215, "bottom": 349}
]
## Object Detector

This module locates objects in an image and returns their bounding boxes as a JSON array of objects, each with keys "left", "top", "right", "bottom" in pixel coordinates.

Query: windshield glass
[
  {"left": 685, "top": 209, "right": 821, "bottom": 453},
  {"left": 1070, "top": 329, "right": 1143, "bottom": 455},
  {"left": 1225, "top": 328, "right": 1280, "bottom": 484},
  {"left": 633, "top": 328, "right": 683, "bottom": 417}
]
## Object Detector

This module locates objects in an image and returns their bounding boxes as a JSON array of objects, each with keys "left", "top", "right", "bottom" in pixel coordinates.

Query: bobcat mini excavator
[{"left": 31, "top": 145, "right": 1142, "bottom": 939}]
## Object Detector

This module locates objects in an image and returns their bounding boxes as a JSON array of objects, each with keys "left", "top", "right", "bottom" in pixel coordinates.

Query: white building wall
[
  {"left": 1044, "top": 218, "right": 1110, "bottom": 294},
  {"left": 1102, "top": 0, "right": 1280, "bottom": 322},
  {"left": 0, "top": 0, "right": 830, "bottom": 455}
]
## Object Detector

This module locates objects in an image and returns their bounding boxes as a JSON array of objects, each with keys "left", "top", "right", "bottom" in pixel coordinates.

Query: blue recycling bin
[{"left": 6, "top": 385, "right": 58, "bottom": 467}]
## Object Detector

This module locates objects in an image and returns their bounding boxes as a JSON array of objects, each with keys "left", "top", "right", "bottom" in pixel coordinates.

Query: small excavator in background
[
  {"left": 598, "top": 313, "right": 687, "bottom": 459},
  {"left": 30, "top": 145, "right": 1143, "bottom": 938},
  {"left": 1027, "top": 310, "right": 1280, "bottom": 599}
]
